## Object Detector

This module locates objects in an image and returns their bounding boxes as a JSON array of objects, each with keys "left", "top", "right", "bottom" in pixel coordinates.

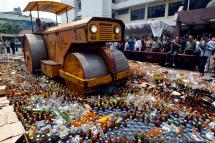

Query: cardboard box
[
  {"left": 0, "top": 113, "right": 8, "bottom": 127},
  {"left": 0, "top": 86, "right": 6, "bottom": 96},
  {"left": 0, "top": 135, "right": 22, "bottom": 143},
  {"left": 0, "top": 124, "right": 11, "bottom": 142},
  {"left": 0, "top": 103, "right": 25, "bottom": 143},
  {"left": 0, "top": 122, "right": 25, "bottom": 142},
  {"left": 2, "top": 106, "right": 14, "bottom": 113},
  {"left": 0, "top": 99, "right": 9, "bottom": 108},
  {"left": 7, "top": 112, "right": 18, "bottom": 124}
]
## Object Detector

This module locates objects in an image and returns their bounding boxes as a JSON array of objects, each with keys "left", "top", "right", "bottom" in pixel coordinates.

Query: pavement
[{"left": 1, "top": 48, "right": 23, "bottom": 57}]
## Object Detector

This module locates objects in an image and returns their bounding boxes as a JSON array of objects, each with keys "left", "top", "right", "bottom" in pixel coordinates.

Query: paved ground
[{"left": 1, "top": 48, "right": 23, "bottom": 56}]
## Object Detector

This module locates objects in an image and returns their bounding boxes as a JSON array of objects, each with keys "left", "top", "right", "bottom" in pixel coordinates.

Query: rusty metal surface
[
  {"left": 44, "top": 18, "right": 91, "bottom": 34},
  {"left": 99, "top": 48, "right": 129, "bottom": 81},
  {"left": 43, "top": 17, "right": 125, "bottom": 36},
  {"left": 24, "top": 34, "right": 48, "bottom": 71},
  {"left": 99, "top": 47, "right": 117, "bottom": 79},
  {"left": 111, "top": 48, "right": 129, "bottom": 72},
  {"left": 70, "top": 48, "right": 129, "bottom": 79},
  {"left": 72, "top": 52, "right": 109, "bottom": 79}
]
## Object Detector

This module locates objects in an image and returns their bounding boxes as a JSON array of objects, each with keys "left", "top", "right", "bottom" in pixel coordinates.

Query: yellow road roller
[{"left": 23, "top": 1, "right": 130, "bottom": 94}]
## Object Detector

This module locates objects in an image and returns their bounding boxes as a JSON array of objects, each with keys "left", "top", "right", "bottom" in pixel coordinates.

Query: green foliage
[{"left": 0, "top": 22, "right": 23, "bottom": 34}]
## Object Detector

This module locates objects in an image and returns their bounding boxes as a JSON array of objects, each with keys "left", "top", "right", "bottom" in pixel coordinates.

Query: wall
[
  {"left": 61, "top": 0, "right": 112, "bottom": 23},
  {"left": 81, "top": 0, "right": 112, "bottom": 18},
  {"left": 102, "top": 0, "right": 112, "bottom": 18},
  {"left": 114, "top": 0, "right": 128, "bottom": 4},
  {"left": 112, "top": 0, "right": 158, "bottom": 10},
  {"left": 61, "top": 0, "right": 75, "bottom": 23}
]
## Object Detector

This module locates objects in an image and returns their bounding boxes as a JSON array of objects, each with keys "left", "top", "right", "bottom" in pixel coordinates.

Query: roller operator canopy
[{"left": 23, "top": 1, "right": 73, "bottom": 15}]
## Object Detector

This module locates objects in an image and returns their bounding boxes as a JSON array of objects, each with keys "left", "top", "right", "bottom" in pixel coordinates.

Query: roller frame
[{"left": 60, "top": 48, "right": 130, "bottom": 94}]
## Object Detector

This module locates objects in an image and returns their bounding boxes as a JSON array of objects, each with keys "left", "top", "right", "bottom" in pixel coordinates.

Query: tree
[
  {"left": 14, "top": 24, "right": 23, "bottom": 34},
  {"left": 0, "top": 22, "right": 23, "bottom": 34}
]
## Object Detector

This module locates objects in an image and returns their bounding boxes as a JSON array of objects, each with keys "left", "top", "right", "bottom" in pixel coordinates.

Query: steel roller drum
[
  {"left": 110, "top": 48, "right": 129, "bottom": 72},
  {"left": 24, "top": 34, "right": 48, "bottom": 73},
  {"left": 66, "top": 49, "right": 129, "bottom": 79},
  {"left": 71, "top": 52, "right": 109, "bottom": 79}
]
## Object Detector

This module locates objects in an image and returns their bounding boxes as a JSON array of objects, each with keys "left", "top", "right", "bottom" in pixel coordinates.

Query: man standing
[
  {"left": 171, "top": 36, "right": 181, "bottom": 67},
  {"left": 141, "top": 36, "right": 146, "bottom": 51},
  {"left": 205, "top": 36, "right": 215, "bottom": 73},
  {"left": 145, "top": 36, "right": 153, "bottom": 52},
  {"left": 5, "top": 40, "right": 10, "bottom": 53},
  {"left": 15, "top": 41, "right": 18, "bottom": 51},
  {"left": 199, "top": 33, "right": 214, "bottom": 76},
  {"left": 184, "top": 35, "right": 196, "bottom": 55},
  {"left": 10, "top": 40, "right": 15, "bottom": 55},
  {"left": 152, "top": 37, "right": 162, "bottom": 52},
  {"left": 127, "top": 37, "right": 135, "bottom": 51},
  {"left": 163, "top": 37, "right": 172, "bottom": 66},
  {"left": 0, "top": 39, "right": 4, "bottom": 54},
  {"left": 135, "top": 37, "right": 142, "bottom": 51}
]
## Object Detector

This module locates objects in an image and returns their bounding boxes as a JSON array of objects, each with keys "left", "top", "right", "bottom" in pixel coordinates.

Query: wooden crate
[{"left": 41, "top": 60, "right": 62, "bottom": 78}]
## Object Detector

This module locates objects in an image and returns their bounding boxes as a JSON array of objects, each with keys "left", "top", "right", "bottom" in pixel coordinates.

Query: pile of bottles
[{"left": 1, "top": 59, "right": 215, "bottom": 142}]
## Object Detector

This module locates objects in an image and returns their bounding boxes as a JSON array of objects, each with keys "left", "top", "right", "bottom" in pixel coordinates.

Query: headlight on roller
[
  {"left": 90, "top": 25, "right": 98, "bottom": 34},
  {"left": 114, "top": 26, "right": 120, "bottom": 34}
]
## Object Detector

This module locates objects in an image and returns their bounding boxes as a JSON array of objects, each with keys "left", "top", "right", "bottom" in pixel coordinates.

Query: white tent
[
  {"left": 207, "top": 0, "right": 215, "bottom": 8},
  {"left": 126, "top": 19, "right": 176, "bottom": 37}
]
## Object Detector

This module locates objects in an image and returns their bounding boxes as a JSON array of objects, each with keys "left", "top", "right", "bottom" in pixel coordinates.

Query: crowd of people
[
  {"left": 112, "top": 33, "right": 215, "bottom": 76},
  {"left": 0, "top": 39, "right": 22, "bottom": 55}
]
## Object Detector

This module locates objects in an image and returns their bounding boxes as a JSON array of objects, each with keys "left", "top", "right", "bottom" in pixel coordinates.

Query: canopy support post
[
  {"left": 56, "top": 14, "right": 58, "bottom": 26},
  {"left": 176, "top": 21, "right": 181, "bottom": 37},
  {"left": 37, "top": 4, "right": 39, "bottom": 18},
  {"left": 66, "top": 9, "right": 69, "bottom": 23},
  {"left": 30, "top": 11, "right": 34, "bottom": 33},
  {"left": 187, "top": 0, "right": 190, "bottom": 10}
]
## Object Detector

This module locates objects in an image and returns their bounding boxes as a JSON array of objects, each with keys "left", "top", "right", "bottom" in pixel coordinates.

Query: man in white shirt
[
  {"left": 205, "top": 36, "right": 215, "bottom": 73},
  {"left": 199, "top": 33, "right": 215, "bottom": 76},
  {"left": 0, "top": 40, "right": 4, "bottom": 54},
  {"left": 135, "top": 37, "right": 142, "bottom": 51}
]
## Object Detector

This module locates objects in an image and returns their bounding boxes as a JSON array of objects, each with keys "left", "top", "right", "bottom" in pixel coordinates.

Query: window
[
  {"left": 186, "top": 0, "right": 211, "bottom": 10},
  {"left": 77, "top": 0, "right": 81, "bottom": 10},
  {"left": 117, "top": 8, "right": 128, "bottom": 15},
  {"left": 168, "top": 1, "right": 184, "bottom": 16},
  {"left": 113, "top": 0, "right": 128, "bottom": 4},
  {"left": 131, "top": 8, "right": 145, "bottom": 21},
  {"left": 75, "top": 16, "right": 82, "bottom": 21},
  {"left": 148, "top": 5, "right": 165, "bottom": 18}
]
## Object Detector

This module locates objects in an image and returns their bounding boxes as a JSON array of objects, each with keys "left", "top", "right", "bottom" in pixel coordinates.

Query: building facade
[
  {"left": 61, "top": 0, "right": 212, "bottom": 37},
  {"left": 0, "top": 7, "right": 54, "bottom": 34},
  {"left": 112, "top": 0, "right": 186, "bottom": 27},
  {"left": 61, "top": 0, "right": 187, "bottom": 25}
]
